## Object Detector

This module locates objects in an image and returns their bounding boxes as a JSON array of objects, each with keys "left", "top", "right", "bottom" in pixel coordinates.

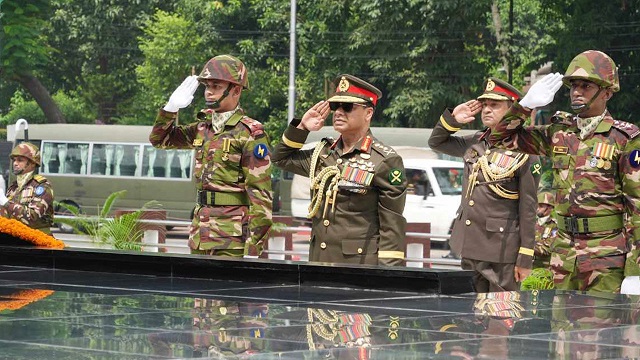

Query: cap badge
[
  {"left": 486, "top": 79, "right": 496, "bottom": 91},
  {"left": 338, "top": 77, "right": 350, "bottom": 92}
]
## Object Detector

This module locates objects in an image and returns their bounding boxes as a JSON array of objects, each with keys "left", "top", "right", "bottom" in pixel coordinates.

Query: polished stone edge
[{"left": 0, "top": 246, "right": 474, "bottom": 294}]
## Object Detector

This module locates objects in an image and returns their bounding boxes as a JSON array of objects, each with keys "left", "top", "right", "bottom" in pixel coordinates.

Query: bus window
[
  {"left": 41, "top": 142, "right": 89, "bottom": 175},
  {"left": 92, "top": 143, "right": 139, "bottom": 176}
]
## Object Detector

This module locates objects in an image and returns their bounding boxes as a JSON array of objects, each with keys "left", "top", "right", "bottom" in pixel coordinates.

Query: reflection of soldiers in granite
[{"left": 147, "top": 298, "right": 269, "bottom": 358}]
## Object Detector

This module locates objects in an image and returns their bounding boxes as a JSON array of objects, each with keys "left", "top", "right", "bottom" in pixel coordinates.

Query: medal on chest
[
  {"left": 588, "top": 142, "right": 615, "bottom": 170},
  {"left": 338, "top": 155, "right": 375, "bottom": 194}
]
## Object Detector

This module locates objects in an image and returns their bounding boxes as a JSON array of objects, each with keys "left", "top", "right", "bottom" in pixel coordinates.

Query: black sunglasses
[{"left": 329, "top": 102, "right": 369, "bottom": 112}]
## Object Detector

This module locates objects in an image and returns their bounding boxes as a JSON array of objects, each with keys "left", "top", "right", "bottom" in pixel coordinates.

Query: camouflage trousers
[
  {"left": 552, "top": 261, "right": 624, "bottom": 292},
  {"left": 191, "top": 248, "right": 244, "bottom": 257},
  {"left": 532, "top": 255, "right": 551, "bottom": 271}
]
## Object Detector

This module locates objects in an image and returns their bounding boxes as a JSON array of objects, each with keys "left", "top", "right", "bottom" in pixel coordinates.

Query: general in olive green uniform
[
  {"left": 489, "top": 50, "right": 640, "bottom": 293},
  {"left": 149, "top": 55, "right": 272, "bottom": 257},
  {"left": 0, "top": 142, "right": 54, "bottom": 235},
  {"left": 429, "top": 78, "right": 539, "bottom": 292},
  {"left": 273, "top": 74, "right": 406, "bottom": 266}
]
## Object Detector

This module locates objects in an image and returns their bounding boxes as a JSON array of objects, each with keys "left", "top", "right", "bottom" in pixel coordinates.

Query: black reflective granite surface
[{"left": 1, "top": 249, "right": 640, "bottom": 359}]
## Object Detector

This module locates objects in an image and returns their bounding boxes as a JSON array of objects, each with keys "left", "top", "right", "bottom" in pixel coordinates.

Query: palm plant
[{"left": 55, "top": 190, "right": 162, "bottom": 250}]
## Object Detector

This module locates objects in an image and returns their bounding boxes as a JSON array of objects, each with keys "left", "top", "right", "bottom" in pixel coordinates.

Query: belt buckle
[
  {"left": 564, "top": 215, "right": 578, "bottom": 235},
  {"left": 197, "top": 190, "right": 214, "bottom": 206}
]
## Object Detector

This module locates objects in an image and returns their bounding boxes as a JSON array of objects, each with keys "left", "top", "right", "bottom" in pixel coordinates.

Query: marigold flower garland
[
  {"left": 0, "top": 217, "right": 65, "bottom": 249},
  {"left": 0, "top": 289, "right": 55, "bottom": 311}
]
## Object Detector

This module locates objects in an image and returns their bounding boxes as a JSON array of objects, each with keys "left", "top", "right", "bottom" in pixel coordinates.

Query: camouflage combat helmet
[
  {"left": 537, "top": 190, "right": 554, "bottom": 206},
  {"left": 10, "top": 142, "right": 41, "bottom": 165},
  {"left": 197, "top": 55, "right": 249, "bottom": 89},
  {"left": 562, "top": 50, "right": 619, "bottom": 92}
]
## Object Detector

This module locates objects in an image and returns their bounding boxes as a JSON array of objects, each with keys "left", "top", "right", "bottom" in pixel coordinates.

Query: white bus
[{"left": 7, "top": 124, "right": 196, "bottom": 227}]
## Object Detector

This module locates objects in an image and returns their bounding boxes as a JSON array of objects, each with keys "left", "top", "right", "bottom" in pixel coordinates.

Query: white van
[{"left": 290, "top": 154, "right": 463, "bottom": 238}]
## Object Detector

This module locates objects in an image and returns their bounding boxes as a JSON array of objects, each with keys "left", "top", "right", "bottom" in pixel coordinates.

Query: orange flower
[
  {"left": 0, "top": 217, "right": 65, "bottom": 249},
  {"left": 0, "top": 289, "right": 55, "bottom": 311}
]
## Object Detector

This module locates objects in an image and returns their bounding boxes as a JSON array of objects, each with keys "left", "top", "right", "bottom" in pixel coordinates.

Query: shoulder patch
[
  {"left": 253, "top": 143, "right": 269, "bottom": 159},
  {"left": 371, "top": 141, "right": 396, "bottom": 157},
  {"left": 611, "top": 120, "right": 640, "bottom": 139},
  {"left": 629, "top": 150, "right": 640, "bottom": 168},
  {"left": 35, "top": 185, "right": 45, "bottom": 196},
  {"left": 240, "top": 117, "right": 265, "bottom": 138},
  {"left": 388, "top": 168, "right": 404, "bottom": 185},
  {"left": 33, "top": 174, "right": 47, "bottom": 183}
]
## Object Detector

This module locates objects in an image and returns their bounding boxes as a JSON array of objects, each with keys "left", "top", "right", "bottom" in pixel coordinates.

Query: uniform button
[
  {"left": 357, "top": 248, "right": 363, "bottom": 254},
  {"left": 323, "top": 219, "right": 330, "bottom": 226},
  {"left": 336, "top": 158, "right": 343, "bottom": 164},
  {"left": 499, "top": 227, "right": 504, "bottom": 232},
  {"left": 320, "top": 242, "right": 327, "bottom": 249},
  {"left": 485, "top": 149, "right": 491, "bottom": 155},
  {"left": 220, "top": 307, "right": 227, "bottom": 315},
  {"left": 469, "top": 200, "right": 474, "bottom": 206},
  {"left": 465, "top": 220, "right": 471, "bottom": 226}
]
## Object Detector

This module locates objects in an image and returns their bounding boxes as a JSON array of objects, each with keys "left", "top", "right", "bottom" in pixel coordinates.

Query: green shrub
[{"left": 0, "top": 90, "right": 97, "bottom": 125}]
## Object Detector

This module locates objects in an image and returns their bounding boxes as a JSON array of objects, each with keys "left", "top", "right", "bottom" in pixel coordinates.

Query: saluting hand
[
  {"left": 299, "top": 100, "right": 330, "bottom": 132},
  {"left": 451, "top": 100, "right": 482, "bottom": 124},
  {"left": 163, "top": 75, "right": 200, "bottom": 113}
]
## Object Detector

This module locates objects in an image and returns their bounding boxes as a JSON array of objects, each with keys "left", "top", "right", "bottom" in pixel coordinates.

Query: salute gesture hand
[
  {"left": 299, "top": 101, "right": 330, "bottom": 132},
  {"left": 452, "top": 100, "right": 482, "bottom": 124}
]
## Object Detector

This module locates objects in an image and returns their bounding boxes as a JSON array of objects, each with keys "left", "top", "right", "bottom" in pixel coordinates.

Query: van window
[{"left": 434, "top": 167, "right": 463, "bottom": 195}]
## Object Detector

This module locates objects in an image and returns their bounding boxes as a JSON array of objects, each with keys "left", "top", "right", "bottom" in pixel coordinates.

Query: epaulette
[
  {"left": 371, "top": 141, "right": 396, "bottom": 157},
  {"left": 239, "top": 117, "right": 265, "bottom": 138},
  {"left": 550, "top": 111, "right": 574, "bottom": 126},
  {"left": 611, "top": 120, "right": 640, "bottom": 139},
  {"left": 33, "top": 174, "right": 47, "bottom": 183}
]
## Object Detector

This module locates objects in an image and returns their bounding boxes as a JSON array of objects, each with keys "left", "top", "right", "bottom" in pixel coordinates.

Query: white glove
[
  {"left": 621, "top": 276, "right": 640, "bottom": 295},
  {"left": 0, "top": 192, "right": 7, "bottom": 206},
  {"left": 163, "top": 75, "right": 200, "bottom": 112},
  {"left": 519, "top": 72, "right": 564, "bottom": 109},
  {"left": 243, "top": 255, "right": 259, "bottom": 259}
]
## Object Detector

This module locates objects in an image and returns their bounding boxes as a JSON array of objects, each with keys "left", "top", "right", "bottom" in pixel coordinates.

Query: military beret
[
  {"left": 477, "top": 77, "right": 523, "bottom": 102},
  {"left": 327, "top": 74, "right": 382, "bottom": 106}
]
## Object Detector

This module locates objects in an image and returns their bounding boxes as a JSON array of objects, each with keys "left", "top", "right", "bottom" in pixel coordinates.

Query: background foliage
[{"left": 2, "top": 0, "right": 640, "bottom": 144}]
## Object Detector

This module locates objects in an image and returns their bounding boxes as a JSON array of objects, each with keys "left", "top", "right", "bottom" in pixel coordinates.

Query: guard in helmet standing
[
  {"left": 0, "top": 142, "right": 54, "bottom": 234},
  {"left": 489, "top": 50, "right": 640, "bottom": 294},
  {"left": 149, "top": 55, "right": 272, "bottom": 258}
]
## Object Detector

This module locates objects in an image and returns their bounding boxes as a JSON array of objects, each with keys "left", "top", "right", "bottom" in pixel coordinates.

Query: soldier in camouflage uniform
[
  {"left": 0, "top": 142, "right": 54, "bottom": 235},
  {"left": 272, "top": 74, "right": 407, "bottom": 266},
  {"left": 489, "top": 50, "right": 640, "bottom": 293},
  {"left": 149, "top": 55, "right": 272, "bottom": 258},
  {"left": 533, "top": 189, "right": 558, "bottom": 270},
  {"left": 428, "top": 77, "right": 539, "bottom": 292}
]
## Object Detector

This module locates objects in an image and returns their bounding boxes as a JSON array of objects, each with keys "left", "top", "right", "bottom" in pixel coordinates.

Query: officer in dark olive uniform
[
  {"left": 272, "top": 74, "right": 407, "bottom": 266},
  {"left": 428, "top": 77, "right": 539, "bottom": 292}
]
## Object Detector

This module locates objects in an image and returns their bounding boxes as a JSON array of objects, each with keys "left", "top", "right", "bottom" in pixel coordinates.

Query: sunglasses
[{"left": 329, "top": 102, "right": 369, "bottom": 112}]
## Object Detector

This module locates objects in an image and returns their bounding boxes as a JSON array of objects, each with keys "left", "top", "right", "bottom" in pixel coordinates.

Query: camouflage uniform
[
  {"left": 533, "top": 190, "right": 558, "bottom": 269},
  {"left": 429, "top": 78, "right": 539, "bottom": 292},
  {"left": 272, "top": 75, "right": 407, "bottom": 266},
  {"left": 490, "top": 51, "right": 640, "bottom": 292},
  {"left": 149, "top": 55, "right": 272, "bottom": 257},
  {"left": 0, "top": 143, "right": 54, "bottom": 235},
  {"left": 191, "top": 299, "right": 268, "bottom": 357}
]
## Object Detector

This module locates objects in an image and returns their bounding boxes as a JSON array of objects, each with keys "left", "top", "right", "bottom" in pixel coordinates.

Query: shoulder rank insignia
[
  {"left": 253, "top": 143, "right": 269, "bottom": 159},
  {"left": 389, "top": 168, "right": 404, "bottom": 185},
  {"left": 192, "top": 138, "right": 203, "bottom": 147}
]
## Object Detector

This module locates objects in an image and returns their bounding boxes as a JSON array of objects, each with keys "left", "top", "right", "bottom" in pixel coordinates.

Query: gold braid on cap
[
  {"left": 466, "top": 153, "right": 529, "bottom": 200},
  {"left": 308, "top": 140, "right": 340, "bottom": 219}
]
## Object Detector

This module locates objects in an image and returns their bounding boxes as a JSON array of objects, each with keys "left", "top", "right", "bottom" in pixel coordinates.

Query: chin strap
[
  {"left": 206, "top": 83, "right": 234, "bottom": 109},
  {"left": 571, "top": 86, "right": 604, "bottom": 113}
]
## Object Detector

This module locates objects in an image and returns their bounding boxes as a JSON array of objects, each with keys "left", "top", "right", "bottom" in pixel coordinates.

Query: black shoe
[{"left": 442, "top": 252, "right": 460, "bottom": 259}]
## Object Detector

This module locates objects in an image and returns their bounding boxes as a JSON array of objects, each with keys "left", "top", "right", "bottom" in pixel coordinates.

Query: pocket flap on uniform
[
  {"left": 486, "top": 218, "right": 518, "bottom": 233},
  {"left": 342, "top": 239, "right": 375, "bottom": 255}
]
